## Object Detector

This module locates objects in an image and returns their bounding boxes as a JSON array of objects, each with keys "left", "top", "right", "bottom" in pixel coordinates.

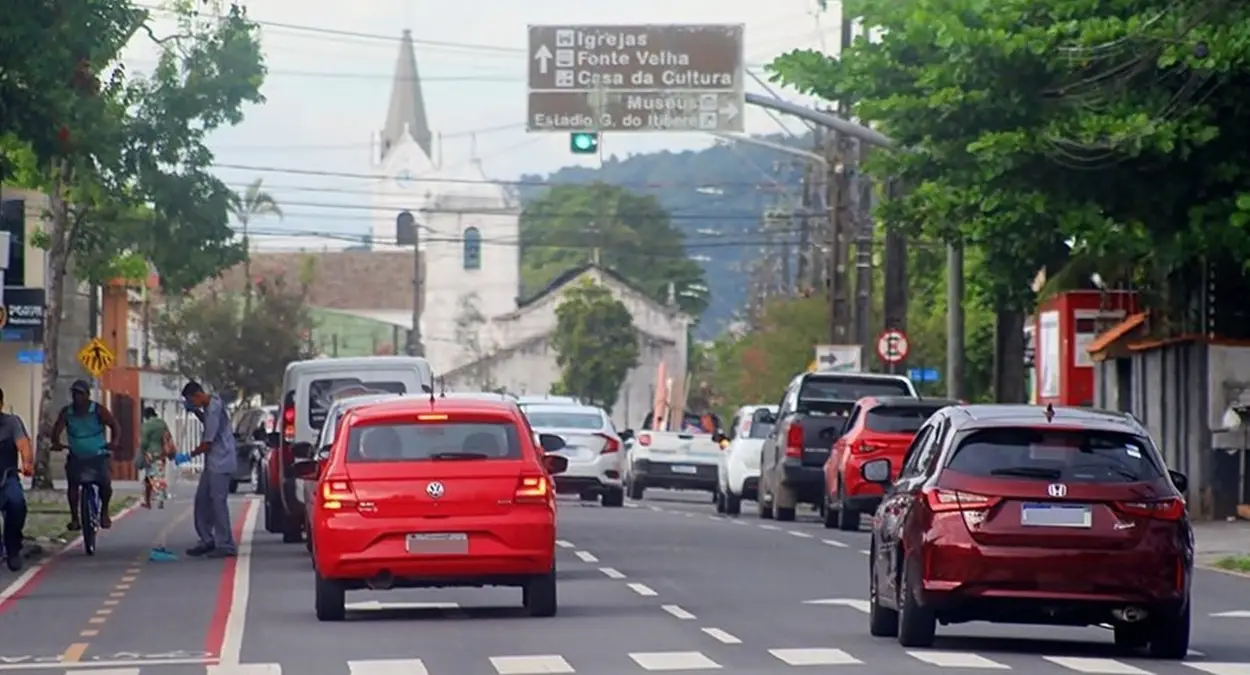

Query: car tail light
[
  {"left": 597, "top": 434, "right": 621, "bottom": 454},
  {"left": 320, "top": 479, "right": 357, "bottom": 510},
  {"left": 1115, "top": 498, "right": 1185, "bottom": 521},
  {"left": 785, "top": 422, "right": 803, "bottom": 458},
  {"left": 638, "top": 433, "right": 652, "bottom": 447},
  {"left": 925, "top": 488, "right": 1000, "bottom": 513},
  {"left": 515, "top": 474, "right": 551, "bottom": 503}
]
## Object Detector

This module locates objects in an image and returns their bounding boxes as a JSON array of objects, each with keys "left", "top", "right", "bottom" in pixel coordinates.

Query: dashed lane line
[
  {"left": 573, "top": 550, "right": 599, "bottom": 563},
  {"left": 627, "top": 582, "right": 658, "bottom": 597},
  {"left": 758, "top": 524, "right": 781, "bottom": 531},
  {"left": 788, "top": 530, "right": 813, "bottom": 538},
  {"left": 701, "top": 627, "right": 743, "bottom": 644},
  {"left": 555, "top": 539, "right": 575, "bottom": 549},
  {"left": 821, "top": 539, "right": 848, "bottom": 548},
  {"left": 859, "top": 550, "right": 870, "bottom": 556},
  {"left": 599, "top": 567, "right": 626, "bottom": 579},
  {"left": 661, "top": 604, "right": 696, "bottom": 620}
]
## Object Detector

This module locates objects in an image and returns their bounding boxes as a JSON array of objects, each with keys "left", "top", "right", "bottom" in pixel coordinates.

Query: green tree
[
  {"left": 230, "top": 177, "right": 284, "bottom": 312},
  {"left": 551, "top": 279, "right": 640, "bottom": 412},
  {"left": 151, "top": 276, "right": 314, "bottom": 401},
  {"left": 521, "top": 183, "right": 709, "bottom": 317}
]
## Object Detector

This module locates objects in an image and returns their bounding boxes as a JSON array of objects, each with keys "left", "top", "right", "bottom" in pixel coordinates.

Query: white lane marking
[
  {"left": 207, "top": 665, "right": 282, "bottom": 675},
  {"left": 707, "top": 515, "right": 720, "bottom": 521},
  {"left": 683, "top": 512, "right": 695, "bottom": 517},
  {"left": 730, "top": 519, "right": 748, "bottom": 525},
  {"left": 769, "top": 648, "right": 862, "bottom": 666},
  {"left": 907, "top": 651, "right": 1010, "bottom": 669},
  {"left": 1186, "top": 665, "right": 1250, "bottom": 675},
  {"left": 1211, "top": 610, "right": 1250, "bottom": 617},
  {"left": 79, "top": 670, "right": 140, "bottom": 675},
  {"left": 803, "top": 598, "right": 870, "bottom": 613},
  {"left": 1043, "top": 657, "right": 1151, "bottom": 674},
  {"left": 218, "top": 497, "right": 261, "bottom": 666},
  {"left": 701, "top": 627, "right": 742, "bottom": 644},
  {"left": 0, "top": 659, "right": 213, "bottom": 671},
  {"left": 788, "top": 530, "right": 814, "bottom": 538},
  {"left": 662, "top": 604, "right": 697, "bottom": 619},
  {"left": 821, "top": 538, "right": 848, "bottom": 548},
  {"left": 489, "top": 655, "right": 575, "bottom": 674},
  {"left": 859, "top": 549, "right": 870, "bottom": 555},
  {"left": 349, "top": 660, "right": 430, "bottom": 675},
  {"left": 574, "top": 550, "right": 599, "bottom": 563},
  {"left": 628, "top": 582, "right": 658, "bottom": 596},
  {"left": 630, "top": 651, "right": 722, "bottom": 671},
  {"left": 555, "top": 539, "right": 575, "bottom": 548},
  {"left": 649, "top": 506, "right": 663, "bottom": 511},
  {"left": 346, "top": 601, "right": 458, "bottom": 610},
  {"left": 758, "top": 524, "right": 781, "bottom": 530},
  {"left": 600, "top": 567, "right": 626, "bottom": 579},
  {"left": 625, "top": 502, "right": 639, "bottom": 508}
]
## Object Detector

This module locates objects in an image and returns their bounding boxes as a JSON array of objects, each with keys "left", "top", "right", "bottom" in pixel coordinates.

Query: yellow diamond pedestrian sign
[{"left": 77, "top": 337, "right": 115, "bottom": 378}]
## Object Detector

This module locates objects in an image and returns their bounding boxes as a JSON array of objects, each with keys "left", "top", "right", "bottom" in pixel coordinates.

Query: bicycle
[{"left": 52, "top": 444, "right": 112, "bottom": 556}]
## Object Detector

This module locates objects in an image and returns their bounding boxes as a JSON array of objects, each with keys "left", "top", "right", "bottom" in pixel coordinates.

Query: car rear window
[
  {"left": 525, "top": 412, "right": 603, "bottom": 429},
  {"left": 800, "top": 376, "right": 911, "bottom": 401},
  {"left": 745, "top": 409, "right": 775, "bottom": 439},
  {"left": 867, "top": 406, "right": 943, "bottom": 434},
  {"left": 946, "top": 427, "right": 1163, "bottom": 483},
  {"left": 346, "top": 422, "right": 522, "bottom": 462},
  {"left": 308, "top": 378, "right": 406, "bottom": 430}
]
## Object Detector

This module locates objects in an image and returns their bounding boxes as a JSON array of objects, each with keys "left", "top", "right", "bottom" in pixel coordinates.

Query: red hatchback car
[
  {"left": 823, "top": 397, "right": 957, "bottom": 531},
  {"left": 863, "top": 404, "right": 1192, "bottom": 658},
  {"left": 292, "top": 396, "right": 570, "bottom": 621}
]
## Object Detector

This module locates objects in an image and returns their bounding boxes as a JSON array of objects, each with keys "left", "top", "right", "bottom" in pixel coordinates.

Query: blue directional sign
[
  {"left": 908, "top": 367, "right": 940, "bottom": 383},
  {"left": 16, "top": 349, "right": 43, "bottom": 364}
]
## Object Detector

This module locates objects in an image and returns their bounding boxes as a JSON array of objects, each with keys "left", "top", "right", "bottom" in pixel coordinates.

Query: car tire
[
  {"left": 897, "top": 559, "right": 937, "bottom": 648},
  {"left": 264, "top": 492, "right": 282, "bottom": 534},
  {"left": 757, "top": 489, "right": 774, "bottom": 519},
  {"left": 774, "top": 485, "right": 796, "bottom": 521},
  {"left": 868, "top": 549, "right": 899, "bottom": 637},
  {"left": 228, "top": 480, "right": 239, "bottom": 494},
  {"left": 1114, "top": 623, "right": 1149, "bottom": 650},
  {"left": 724, "top": 492, "right": 741, "bottom": 516},
  {"left": 821, "top": 496, "right": 838, "bottom": 529},
  {"left": 836, "top": 483, "right": 859, "bottom": 532},
  {"left": 304, "top": 518, "right": 313, "bottom": 552},
  {"left": 1146, "top": 602, "right": 1190, "bottom": 659},
  {"left": 282, "top": 514, "right": 303, "bottom": 544},
  {"left": 314, "top": 572, "right": 346, "bottom": 622},
  {"left": 714, "top": 489, "right": 726, "bottom": 513},
  {"left": 627, "top": 478, "right": 645, "bottom": 501},
  {"left": 252, "top": 462, "right": 264, "bottom": 495},
  {"left": 523, "top": 568, "right": 558, "bottom": 617},
  {"left": 601, "top": 488, "right": 625, "bottom": 508}
]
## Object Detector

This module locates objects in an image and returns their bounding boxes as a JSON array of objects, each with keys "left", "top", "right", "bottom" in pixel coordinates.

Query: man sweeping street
[{"left": 181, "top": 381, "right": 237, "bottom": 558}]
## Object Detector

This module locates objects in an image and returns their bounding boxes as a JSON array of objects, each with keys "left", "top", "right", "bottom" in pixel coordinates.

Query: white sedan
[
  {"left": 715, "top": 404, "right": 778, "bottom": 516},
  {"left": 523, "top": 403, "right": 626, "bottom": 507}
]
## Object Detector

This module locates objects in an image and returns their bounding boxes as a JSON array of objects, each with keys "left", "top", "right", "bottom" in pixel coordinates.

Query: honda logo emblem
[
  {"left": 1047, "top": 483, "right": 1067, "bottom": 498},
  {"left": 426, "top": 481, "right": 445, "bottom": 499}
]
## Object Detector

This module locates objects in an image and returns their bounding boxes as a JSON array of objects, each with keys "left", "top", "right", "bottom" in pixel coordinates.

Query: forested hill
[{"left": 517, "top": 132, "right": 811, "bottom": 337}]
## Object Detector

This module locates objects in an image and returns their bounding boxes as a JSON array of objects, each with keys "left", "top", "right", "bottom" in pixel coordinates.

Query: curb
[{"left": 1197, "top": 562, "right": 1250, "bottom": 580}]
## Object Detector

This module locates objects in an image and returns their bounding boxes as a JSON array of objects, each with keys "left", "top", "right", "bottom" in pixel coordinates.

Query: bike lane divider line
[{"left": 208, "top": 497, "right": 260, "bottom": 666}]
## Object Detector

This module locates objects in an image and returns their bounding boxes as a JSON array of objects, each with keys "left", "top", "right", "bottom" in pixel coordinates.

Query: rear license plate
[
  {"left": 671, "top": 465, "right": 698, "bottom": 474},
  {"left": 406, "top": 532, "right": 468, "bottom": 554},
  {"left": 1021, "top": 503, "right": 1092, "bottom": 528}
]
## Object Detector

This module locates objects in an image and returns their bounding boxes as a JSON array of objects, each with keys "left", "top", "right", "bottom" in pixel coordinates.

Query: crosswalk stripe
[
  {"left": 489, "top": 655, "right": 575, "bottom": 674},
  {"left": 769, "top": 648, "right": 861, "bottom": 666},
  {"left": 348, "top": 659, "right": 429, "bottom": 675},
  {"left": 207, "top": 666, "right": 282, "bottom": 675},
  {"left": 907, "top": 651, "right": 1010, "bottom": 669},
  {"left": 629, "top": 651, "right": 722, "bottom": 671},
  {"left": 1186, "top": 665, "right": 1250, "bottom": 675},
  {"left": 1043, "top": 657, "right": 1151, "bottom": 674}
]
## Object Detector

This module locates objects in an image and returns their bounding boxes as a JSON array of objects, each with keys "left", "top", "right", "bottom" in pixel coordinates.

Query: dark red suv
[{"left": 862, "top": 404, "right": 1192, "bottom": 659}]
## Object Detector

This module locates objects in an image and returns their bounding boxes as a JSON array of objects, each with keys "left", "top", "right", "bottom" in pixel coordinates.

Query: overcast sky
[{"left": 122, "top": 0, "right": 840, "bottom": 240}]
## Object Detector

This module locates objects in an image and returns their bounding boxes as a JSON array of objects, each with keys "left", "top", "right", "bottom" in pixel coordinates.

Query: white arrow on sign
[
  {"left": 533, "top": 44, "right": 553, "bottom": 74},
  {"left": 802, "top": 598, "right": 870, "bottom": 613},
  {"left": 720, "top": 102, "right": 739, "bottom": 119},
  {"left": 1211, "top": 610, "right": 1250, "bottom": 617}
]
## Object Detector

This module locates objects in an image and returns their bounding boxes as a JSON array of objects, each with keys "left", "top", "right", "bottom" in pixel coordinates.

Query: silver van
[{"left": 265, "top": 356, "right": 434, "bottom": 543}]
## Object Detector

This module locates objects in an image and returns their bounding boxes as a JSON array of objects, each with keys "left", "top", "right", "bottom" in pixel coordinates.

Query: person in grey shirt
[{"left": 182, "top": 380, "right": 237, "bottom": 558}]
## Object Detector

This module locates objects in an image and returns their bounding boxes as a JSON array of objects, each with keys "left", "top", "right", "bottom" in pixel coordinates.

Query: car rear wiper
[
  {"left": 430, "top": 452, "right": 490, "bottom": 460},
  {"left": 989, "top": 466, "right": 1062, "bottom": 480}
]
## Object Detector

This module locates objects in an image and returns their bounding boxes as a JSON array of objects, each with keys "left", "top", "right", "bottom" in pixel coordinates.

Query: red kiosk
[{"left": 1032, "top": 290, "right": 1139, "bottom": 406}]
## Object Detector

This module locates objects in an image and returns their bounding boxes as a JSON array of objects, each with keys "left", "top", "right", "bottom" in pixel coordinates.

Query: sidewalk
[{"left": 1195, "top": 520, "right": 1250, "bottom": 568}]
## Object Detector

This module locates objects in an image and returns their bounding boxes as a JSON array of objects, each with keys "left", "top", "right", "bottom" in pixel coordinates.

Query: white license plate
[
  {"left": 1021, "top": 503, "right": 1091, "bottom": 528},
  {"left": 406, "top": 532, "right": 468, "bottom": 554},
  {"left": 671, "top": 465, "right": 698, "bottom": 474},
  {"left": 562, "top": 447, "right": 593, "bottom": 460}
]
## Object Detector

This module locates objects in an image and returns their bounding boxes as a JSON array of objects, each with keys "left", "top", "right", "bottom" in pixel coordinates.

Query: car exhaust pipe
[
  {"left": 1112, "top": 606, "right": 1148, "bottom": 623},
  {"left": 366, "top": 571, "right": 395, "bottom": 590}
]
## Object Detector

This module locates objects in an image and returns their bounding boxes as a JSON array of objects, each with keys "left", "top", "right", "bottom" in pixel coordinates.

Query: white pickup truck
[{"left": 623, "top": 411, "right": 726, "bottom": 500}]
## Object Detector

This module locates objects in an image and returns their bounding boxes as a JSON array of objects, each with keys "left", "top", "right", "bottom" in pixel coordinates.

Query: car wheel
[
  {"left": 1146, "top": 602, "right": 1190, "bottom": 659},
  {"left": 896, "top": 559, "right": 937, "bottom": 647},
  {"left": 523, "top": 567, "right": 558, "bottom": 617},
  {"left": 627, "top": 478, "right": 645, "bottom": 501},
  {"left": 822, "top": 495, "right": 838, "bottom": 529},
  {"left": 314, "top": 572, "right": 346, "bottom": 622},
  {"left": 304, "top": 518, "right": 313, "bottom": 553},
  {"left": 774, "top": 485, "right": 796, "bottom": 521},
  {"left": 264, "top": 493, "right": 282, "bottom": 534},
  {"left": 724, "top": 492, "right": 741, "bottom": 516},
  {"left": 252, "top": 462, "right": 264, "bottom": 495},
  {"left": 282, "top": 514, "right": 303, "bottom": 544},
  {"left": 1114, "top": 623, "right": 1149, "bottom": 650},
  {"left": 714, "top": 489, "right": 726, "bottom": 513},
  {"left": 868, "top": 547, "right": 899, "bottom": 637},
  {"left": 836, "top": 483, "right": 859, "bottom": 532},
  {"left": 579, "top": 490, "right": 597, "bottom": 502},
  {"left": 601, "top": 487, "right": 625, "bottom": 508},
  {"left": 228, "top": 480, "right": 239, "bottom": 494},
  {"left": 757, "top": 488, "right": 774, "bottom": 519}
]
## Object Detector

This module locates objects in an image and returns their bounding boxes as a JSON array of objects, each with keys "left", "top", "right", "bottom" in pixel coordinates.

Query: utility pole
[
  {"left": 946, "top": 243, "right": 965, "bottom": 399},
  {"left": 408, "top": 222, "right": 424, "bottom": 357},
  {"left": 796, "top": 160, "right": 812, "bottom": 290},
  {"left": 826, "top": 130, "right": 852, "bottom": 346},
  {"left": 850, "top": 140, "right": 873, "bottom": 358},
  {"left": 882, "top": 178, "right": 908, "bottom": 364}
]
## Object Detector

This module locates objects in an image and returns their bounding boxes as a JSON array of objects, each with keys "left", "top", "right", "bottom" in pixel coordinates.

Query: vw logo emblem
[
  {"left": 1047, "top": 483, "right": 1067, "bottom": 498},
  {"left": 426, "top": 481, "right": 445, "bottom": 499}
]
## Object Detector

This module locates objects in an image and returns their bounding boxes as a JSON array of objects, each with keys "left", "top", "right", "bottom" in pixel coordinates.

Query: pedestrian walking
[
  {"left": 181, "top": 381, "right": 237, "bottom": 558},
  {"left": 137, "top": 407, "right": 174, "bottom": 509},
  {"left": 0, "top": 388, "right": 33, "bottom": 572}
]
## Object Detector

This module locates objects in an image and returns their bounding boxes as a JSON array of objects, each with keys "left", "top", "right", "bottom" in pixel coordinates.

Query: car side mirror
[
  {"left": 542, "top": 453, "right": 569, "bottom": 475},
  {"left": 316, "top": 445, "right": 331, "bottom": 462},
  {"left": 619, "top": 429, "right": 634, "bottom": 442},
  {"left": 266, "top": 431, "right": 280, "bottom": 447},
  {"left": 538, "top": 433, "right": 566, "bottom": 453},
  {"left": 759, "top": 412, "right": 777, "bottom": 425},
  {"left": 291, "top": 441, "right": 314, "bottom": 460},
  {"left": 291, "top": 458, "right": 319, "bottom": 480},
  {"left": 861, "top": 458, "right": 892, "bottom": 484},
  {"left": 1168, "top": 469, "right": 1188, "bottom": 495}
]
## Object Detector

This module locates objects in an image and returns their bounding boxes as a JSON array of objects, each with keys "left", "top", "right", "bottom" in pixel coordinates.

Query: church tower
[{"left": 371, "top": 29, "right": 437, "bottom": 247}]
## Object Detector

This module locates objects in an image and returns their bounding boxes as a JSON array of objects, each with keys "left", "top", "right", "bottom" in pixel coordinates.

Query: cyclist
[
  {"left": 0, "top": 387, "right": 33, "bottom": 572},
  {"left": 51, "top": 380, "right": 121, "bottom": 530}
]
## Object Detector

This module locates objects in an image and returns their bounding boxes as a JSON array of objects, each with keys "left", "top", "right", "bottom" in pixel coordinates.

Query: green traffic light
[{"left": 570, "top": 132, "right": 598, "bottom": 154}]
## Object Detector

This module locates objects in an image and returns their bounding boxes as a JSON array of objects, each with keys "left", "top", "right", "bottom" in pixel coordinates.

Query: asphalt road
[{"left": 1, "top": 487, "right": 1249, "bottom": 674}]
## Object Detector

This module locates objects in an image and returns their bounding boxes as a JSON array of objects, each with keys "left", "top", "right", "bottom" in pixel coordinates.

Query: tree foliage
[
  {"left": 521, "top": 183, "right": 709, "bottom": 318},
  {"left": 151, "top": 277, "right": 314, "bottom": 401},
  {"left": 768, "top": 0, "right": 1250, "bottom": 315},
  {"left": 550, "top": 279, "right": 640, "bottom": 412}
]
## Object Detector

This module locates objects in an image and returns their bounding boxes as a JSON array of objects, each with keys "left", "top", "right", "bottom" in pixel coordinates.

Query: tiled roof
[{"left": 204, "top": 250, "right": 423, "bottom": 311}]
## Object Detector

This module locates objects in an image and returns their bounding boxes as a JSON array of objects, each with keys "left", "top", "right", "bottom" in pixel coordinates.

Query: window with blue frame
[{"left": 463, "top": 227, "right": 482, "bottom": 269}]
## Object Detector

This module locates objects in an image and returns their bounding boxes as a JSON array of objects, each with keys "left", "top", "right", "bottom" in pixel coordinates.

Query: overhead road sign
[{"left": 526, "top": 24, "right": 745, "bottom": 133}]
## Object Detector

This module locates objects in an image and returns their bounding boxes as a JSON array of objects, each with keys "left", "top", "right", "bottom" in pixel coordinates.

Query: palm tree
[{"left": 229, "top": 178, "right": 283, "bottom": 312}]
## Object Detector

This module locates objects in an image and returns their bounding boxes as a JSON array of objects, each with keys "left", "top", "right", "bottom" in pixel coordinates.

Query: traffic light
[{"left": 570, "top": 132, "right": 599, "bottom": 155}]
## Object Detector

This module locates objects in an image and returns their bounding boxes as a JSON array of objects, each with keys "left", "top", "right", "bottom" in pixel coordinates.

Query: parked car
[
  {"left": 522, "top": 403, "right": 624, "bottom": 507},
  {"left": 863, "top": 404, "right": 1191, "bottom": 658},
  {"left": 267, "top": 356, "right": 434, "bottom": 544},
  {"left": 292, "top": 395, "right": 570, "bottom": 620},
  {"left": 822, "top": 397, "right": 956, "bottom": 530},
  {"left": 715, "top": 404, "right": 777, "bottom": 516},
  {"left": 229, "top": 405, "right": 276, "bottom": 494},
  {"left": 758, "top": 372, "right": 918, "bottom": 521},
  {"left": 623, "top": 411, "right": 725, "bottom": 500}
]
